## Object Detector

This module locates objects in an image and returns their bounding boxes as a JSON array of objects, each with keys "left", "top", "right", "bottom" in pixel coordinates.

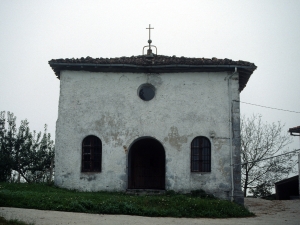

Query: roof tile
[{"left": 49, "top": 55, "right": 257, "bottom": 68}]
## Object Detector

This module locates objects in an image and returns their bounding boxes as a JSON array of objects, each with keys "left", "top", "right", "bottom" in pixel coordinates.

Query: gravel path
[{"left": 1, "top": 198, "right": 300, "bottom": 225}]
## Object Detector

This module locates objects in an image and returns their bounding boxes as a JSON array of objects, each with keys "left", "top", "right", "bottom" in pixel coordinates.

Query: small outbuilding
[
  {"left": 288, "top": 126, "right": 300, "bottom": 136},
  {"left": 275, "top": 175, "right": 299, "bottom": 200},
  {"left": 288, "top": 126, "right": 300, "bottom": 197}
]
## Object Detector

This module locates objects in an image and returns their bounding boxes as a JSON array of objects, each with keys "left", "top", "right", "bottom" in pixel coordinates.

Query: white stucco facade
[{"left": 54, "top": 70, "right": 243, "bottom": 202}]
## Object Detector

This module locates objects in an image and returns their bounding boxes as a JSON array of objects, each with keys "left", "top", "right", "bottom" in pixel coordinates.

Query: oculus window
[
  {"left": 138, "top": 83, "right": 155, "bottom": 101},
  {"left": 82, "top": 135, "right": 102, "bottom": 172}
]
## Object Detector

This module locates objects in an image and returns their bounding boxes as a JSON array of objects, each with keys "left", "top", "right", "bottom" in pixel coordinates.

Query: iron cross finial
[
  {"left": 143, "top": 24, "right": 157, "bottom": 57},
  {"left": 146, "top": 24, "right": 154, "bottom": 43}
]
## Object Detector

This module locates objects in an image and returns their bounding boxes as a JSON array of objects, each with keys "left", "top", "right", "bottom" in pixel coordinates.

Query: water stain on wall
[
  {"left": 147, "top": 74, "right": 162, "bottom": 88},
  {"left": 218, "top": 158, "right": 230, "bottom": 177},
  {"left": 80, "top": 175, "right": 96, "bottom": 182}
]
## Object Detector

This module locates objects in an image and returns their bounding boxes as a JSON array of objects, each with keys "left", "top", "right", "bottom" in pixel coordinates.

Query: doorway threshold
[{"left": 126, "top": 189, "right": 166, "bottom": 195}]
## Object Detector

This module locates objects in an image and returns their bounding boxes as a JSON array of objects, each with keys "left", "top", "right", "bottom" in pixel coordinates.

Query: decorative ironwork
[
  {"left": 143, "top": 24, "right": 157, "bottom": 57},
  {"left": 82, "top": 135, "right": 102, "bottom": 172}
]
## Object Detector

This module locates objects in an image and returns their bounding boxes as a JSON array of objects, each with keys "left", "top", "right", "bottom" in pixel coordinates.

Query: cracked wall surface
[{"left": 55, "top": 71, "right": 241, "bottom": 201}]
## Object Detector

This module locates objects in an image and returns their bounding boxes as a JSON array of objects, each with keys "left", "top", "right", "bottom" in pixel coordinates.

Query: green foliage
[
  {"left": 0, "top": 112, "right": 14, "bottom": 182},
  {"left": 0, "top": 216, "right": 34, "bottom": 225},
  {"left": 165, "top": 190, "right": 176, "bottom": 196},
  {"left": 0, "top": 111, "right": 54, "bottom": 183},
  {"left": 190, "top": 189, "right": 215, "bottom": 198},
  {"left": 0, "top": 183, "right": 254, "bottom": 218}
]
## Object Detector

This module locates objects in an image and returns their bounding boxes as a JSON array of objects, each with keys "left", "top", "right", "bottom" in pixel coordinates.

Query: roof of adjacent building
[
  {"left": 275, "top": 175, "right": 299, "bottom": 185},
  {"left": 48, "top": 55, "right": 257, "bottom": 92},
  {"left": 288, "top": 126, "right": 300, "bottom": 134}
]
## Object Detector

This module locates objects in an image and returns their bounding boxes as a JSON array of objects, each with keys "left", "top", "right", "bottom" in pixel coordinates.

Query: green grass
[
  {"left": 0, "top": 183, "right": 254, "bottom": 218},
  {"left": 0, "top": 217, "right": 34, "bottom": 225}
]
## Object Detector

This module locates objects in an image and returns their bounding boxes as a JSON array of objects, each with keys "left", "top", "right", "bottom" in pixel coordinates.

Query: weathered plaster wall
[{"left": 55, "top": 70, "right": 241, "bottom": 201}]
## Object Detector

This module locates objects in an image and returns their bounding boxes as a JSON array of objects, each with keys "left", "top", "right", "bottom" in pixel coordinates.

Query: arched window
[
  {"left": 191, "top": 136, "right": 211, "bottom": 172},
  {"left": 82, "top": 135, "right": 102, "bottom": 172}
]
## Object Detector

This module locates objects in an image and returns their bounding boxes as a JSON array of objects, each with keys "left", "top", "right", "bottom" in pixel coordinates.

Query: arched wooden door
[{"left": 128, "top": 138, "right": 165, "bottom": 189}]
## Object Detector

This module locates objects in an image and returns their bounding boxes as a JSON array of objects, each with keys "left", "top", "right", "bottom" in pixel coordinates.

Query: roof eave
[{"left": 48, "top": 62, "right": 256, "bottom": 92}]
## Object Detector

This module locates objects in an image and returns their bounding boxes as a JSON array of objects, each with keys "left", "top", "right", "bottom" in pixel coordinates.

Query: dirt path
[{"left": 1, "top": 198, "right": 300, "bottom": 225}]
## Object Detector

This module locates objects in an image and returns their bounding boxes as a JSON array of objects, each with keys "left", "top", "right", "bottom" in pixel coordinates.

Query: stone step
[{"left": 126, "top": 189, "right": 166, "bottom": 195}]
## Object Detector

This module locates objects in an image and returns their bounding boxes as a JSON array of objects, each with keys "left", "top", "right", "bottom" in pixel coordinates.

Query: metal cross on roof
[
  {"left": 143, "top": 24, "right": 157, "bottom": 57},
  {"left": 146, "top": 24, "right": 154, "bottom": 45}
]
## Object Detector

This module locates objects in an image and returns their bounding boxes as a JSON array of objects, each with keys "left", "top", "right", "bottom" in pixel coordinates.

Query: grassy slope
[{"left": 0, "top": 183, "right": 254, "bottom": 218}]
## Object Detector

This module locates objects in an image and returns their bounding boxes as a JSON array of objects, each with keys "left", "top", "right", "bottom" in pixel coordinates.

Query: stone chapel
[{"left": 49, "top": 26, "right": 257, "bottom": 205}]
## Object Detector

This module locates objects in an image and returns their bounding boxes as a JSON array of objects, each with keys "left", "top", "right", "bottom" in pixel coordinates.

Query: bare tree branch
[{"left": 241, "top": 114, "right": 296, "bottom": 197}]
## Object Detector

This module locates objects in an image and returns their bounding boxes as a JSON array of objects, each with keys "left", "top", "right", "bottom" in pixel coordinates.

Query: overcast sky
[{"left": 1, "top": 0, "right": 299, "bottom": 153}]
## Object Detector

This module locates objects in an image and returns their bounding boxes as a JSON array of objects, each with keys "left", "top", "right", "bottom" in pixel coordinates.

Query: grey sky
[{"left": 1, "top": 0, "right": 299, "bottom": 152}]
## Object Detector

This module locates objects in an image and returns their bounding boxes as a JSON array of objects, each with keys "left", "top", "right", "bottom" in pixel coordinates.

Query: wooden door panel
[{"left": 130, "top": 139, "right": 165, "bottom": 189}]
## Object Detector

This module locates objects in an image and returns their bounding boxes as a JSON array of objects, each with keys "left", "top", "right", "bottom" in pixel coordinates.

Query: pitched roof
[
  {"left": 275, "top": 175, "right": 299, "bottom": 185},
  {"left": 288, "top": 126, "right": 300, "bottom": 134},
  {"left": 49, "top": 55, "right": 257, "bottom": 92}
]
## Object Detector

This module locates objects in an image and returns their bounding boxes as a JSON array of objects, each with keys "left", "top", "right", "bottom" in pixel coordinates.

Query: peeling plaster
[
  {"left": 94, "top": 113, "right": 138, "bottom": 147},
  {"left": 80, "top": 175, "right": 96, "bottom": 181},
  {"left": 62, "top": 173, "right": 72, "bottom": 178},
  {"left": 164, "top": 126, "right": 187, "bottom": 151},
  {"left": 213, "top": 138, "right": 227, "bottom": 152},
  {"left": 218, "top": 159, "right": 229, "bottom": 177}
]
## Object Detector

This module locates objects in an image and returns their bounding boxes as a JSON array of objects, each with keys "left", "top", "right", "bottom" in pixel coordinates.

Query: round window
[{"left": 138, "top": 84, "right": 155, "bottom": 101}]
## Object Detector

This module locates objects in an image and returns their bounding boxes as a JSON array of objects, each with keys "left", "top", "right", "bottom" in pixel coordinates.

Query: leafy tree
[
  {"left": 0, "top": 111, "right": 54, "bottom": 183},
  {"left": 241, "top": 114, "right": 297, "bottom": 197}
]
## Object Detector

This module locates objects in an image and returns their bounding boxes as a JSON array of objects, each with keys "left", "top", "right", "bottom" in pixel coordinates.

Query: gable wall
[{"left": 54, "top": 70, "right": 240, "bottom": 200}]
